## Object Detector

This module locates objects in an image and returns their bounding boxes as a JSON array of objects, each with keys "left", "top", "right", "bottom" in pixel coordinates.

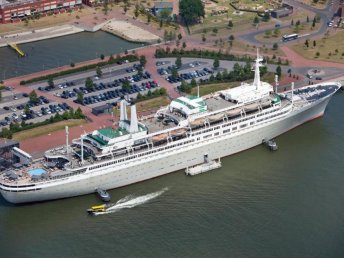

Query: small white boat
[{"left": 96, "top": 188, "right": 111, "bottom": 202}]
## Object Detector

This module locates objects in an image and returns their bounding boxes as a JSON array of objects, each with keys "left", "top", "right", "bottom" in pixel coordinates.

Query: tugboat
[{"left": 96, "top": 188, "right": 111, "bottom": 202}]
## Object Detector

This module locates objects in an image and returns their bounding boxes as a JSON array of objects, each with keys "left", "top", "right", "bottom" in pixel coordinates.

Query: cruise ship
[{"left": 0, "top": 52, "right": 341, "bottom": 204}]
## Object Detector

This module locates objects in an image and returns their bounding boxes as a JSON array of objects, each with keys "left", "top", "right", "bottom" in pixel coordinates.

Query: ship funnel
[
  {"left": 119, "top": 99, "right": 128, "bottom": 129},
  {"left": 119, "top": 99, "right": 128, "bottom": 121},
  {"left": 129, "top": 103, "right": 139, "bottom": 133}
]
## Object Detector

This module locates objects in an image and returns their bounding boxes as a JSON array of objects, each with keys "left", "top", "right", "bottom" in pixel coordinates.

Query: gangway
[{"left": 8, "top": 43, "right": 25, "bottom": 57}]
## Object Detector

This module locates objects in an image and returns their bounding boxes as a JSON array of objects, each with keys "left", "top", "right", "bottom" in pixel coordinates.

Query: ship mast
[
  {"left": 65, "top": 126, "right": 69, "bottom": 154},
  {"left": 253, "top": 48, "right": 264, "bottom": 90}
]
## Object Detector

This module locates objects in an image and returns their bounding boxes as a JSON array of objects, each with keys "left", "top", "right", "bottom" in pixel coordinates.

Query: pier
[{"left": 8, "top": 43, "right": 25, "bottom": 57}]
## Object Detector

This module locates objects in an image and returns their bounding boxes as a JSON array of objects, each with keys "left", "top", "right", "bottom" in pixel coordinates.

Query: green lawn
[
  {"left": 291, "top": 31, "right": 344, "bottom": 63},
  {"left": 13, "top": 119, "right": 87, "bottom": 141}
]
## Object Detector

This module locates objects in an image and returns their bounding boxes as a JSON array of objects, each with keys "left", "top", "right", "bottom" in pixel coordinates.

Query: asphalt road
[{"left": 239, "top": 0, "right": 339, "bottom": 46}]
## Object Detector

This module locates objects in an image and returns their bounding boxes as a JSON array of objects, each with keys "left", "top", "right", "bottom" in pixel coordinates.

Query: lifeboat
[
  {"left": 243, "top": 103, "right": 259, "bottom": 112},
  {"left": 226, "top": 108, "right": 241, "bottom": 117},
  {"left": 170, "top": 128, "right": 187, "bottom": 136},
  {"left": 260, "top": 99, "right": 271, "bottom": 108},
  {"left": 152, "top": 133, "right": 168, "bottom": 142},
  {"left": 208, "top": 113, "right": 224, "bottom": 123},
  {"left": 189, "top": 118, "right": 206, "bottom": 127}
]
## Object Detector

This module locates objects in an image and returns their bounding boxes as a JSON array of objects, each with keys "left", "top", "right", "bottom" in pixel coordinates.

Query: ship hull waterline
[{"left": 0, "top": 94, "right": 334, "bottom": 204}]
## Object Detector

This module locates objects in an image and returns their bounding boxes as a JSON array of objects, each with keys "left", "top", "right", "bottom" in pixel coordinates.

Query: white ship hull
[{"left": 0, "top": 93, "right": 334, "bottom": 204}]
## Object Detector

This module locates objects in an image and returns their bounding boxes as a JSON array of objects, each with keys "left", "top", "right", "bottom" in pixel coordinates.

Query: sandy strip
[
  {"left": 102, "top": 20, "right": 160, "bottom": 43},
  {"left": 0, "top": 25, "right": 84, "bottom": 47}
]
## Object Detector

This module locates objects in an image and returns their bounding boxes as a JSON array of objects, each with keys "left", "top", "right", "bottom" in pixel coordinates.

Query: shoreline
[{"left": 0, "top": 18, "right": 160, "bottom": 48}]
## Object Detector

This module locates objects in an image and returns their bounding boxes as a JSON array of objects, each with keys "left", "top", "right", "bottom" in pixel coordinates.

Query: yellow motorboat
[{"left": 87, "top": 204, "right": 107, "bottom": 214}]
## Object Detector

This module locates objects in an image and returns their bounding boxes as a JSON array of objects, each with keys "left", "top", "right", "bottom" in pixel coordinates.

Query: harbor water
[
  {"left": 0, "top": 31, "right": 142, "bottom": 80},
  {"left": 0, "top": 93, "right": 343, "bottom": 257}
]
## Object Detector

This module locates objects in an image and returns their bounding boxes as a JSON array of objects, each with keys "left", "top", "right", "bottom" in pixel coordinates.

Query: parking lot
[{"left": 0, "top": 59, "right": 163, "bottom": 129}]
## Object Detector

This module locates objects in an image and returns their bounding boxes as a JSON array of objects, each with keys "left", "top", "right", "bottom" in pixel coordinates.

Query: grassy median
[{"left": 13, "top": 119, "right": 87, "bottom": 141}]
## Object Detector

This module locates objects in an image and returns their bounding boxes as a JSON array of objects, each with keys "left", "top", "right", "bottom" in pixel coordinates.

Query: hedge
[{"left": 20, "top": 55, "right": 139, "bottom": 85}]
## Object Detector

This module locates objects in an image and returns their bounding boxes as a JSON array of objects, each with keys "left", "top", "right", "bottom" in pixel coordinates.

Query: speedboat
[
  {"left": 96, "top": 188, "right": 111, "bottom": 202},
  {"left": 87, "top": 204, "right": 108, "bottom": 215}
]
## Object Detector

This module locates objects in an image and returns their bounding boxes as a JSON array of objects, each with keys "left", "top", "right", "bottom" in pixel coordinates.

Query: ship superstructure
[{"left": 0, "top": 51, "right": 341, "bottom": 204}]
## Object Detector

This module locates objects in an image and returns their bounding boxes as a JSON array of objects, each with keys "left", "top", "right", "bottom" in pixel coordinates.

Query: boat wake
[{"left": 93, "top": 187, "right": 168, "bottom": 216}]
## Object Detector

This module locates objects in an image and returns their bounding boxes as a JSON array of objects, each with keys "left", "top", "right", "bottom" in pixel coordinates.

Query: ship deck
[{"left": 1, "top": 83, "right": 339, "bottom": 187}]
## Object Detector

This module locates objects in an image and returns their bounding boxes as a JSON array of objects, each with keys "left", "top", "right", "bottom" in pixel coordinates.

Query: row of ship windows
[
  {"left": 90, "top": 109, "right": 289, "bottom": 171},
  {"left": 89, "top": 139, "right": 195, "bottom": 170}
]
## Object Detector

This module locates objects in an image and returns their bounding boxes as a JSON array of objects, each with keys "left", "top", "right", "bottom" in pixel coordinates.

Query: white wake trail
[{"left": 93, "top": 187, "right": 168, "bottom": 216}]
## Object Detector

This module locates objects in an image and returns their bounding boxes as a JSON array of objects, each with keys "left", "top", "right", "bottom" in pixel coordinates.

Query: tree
[
  {"left": 313, "top": 40, "right": 316, "bottom": 47},
  {"left": 47, "top": 77, "right": 54, "bottom": 88},
  {"left": 273, "top": 28, "right": 280, "bottom": 37},
  {"left": 100, "top": 54, "right": 105, "bottom": 60},
  {"left": 134, "top": 5, "right": 139, "bottom": 18},
  {"left": 202, "top": 34, "right": 206, "bottom": 43},
  {"left": 253, "top": 16, "right": 259, "bottom": 24},
  {"left": 96, "top": 66, "right": 102, "bottom": 78},
  {"left": 304, "top": 39, "right": 309, "bottom": 48},
  {"left": 160, "top": 8, "right": 172, "bottom": 20},
  {"left": 139, "top": 55, "right": 147, "bottom": 67},
  {"left": 312, "top": 17, "right": 316, "bottom": 27},
  {"left": 228, "top": 20, "right": 234, "bottom": 28},
  {"left": 182, "top": 42, "right": 187, "bottom": 48},
  {"left": 264, "top": 30, "right": 271, "bottom": 37},
  {"left": 29, "top": 90, "right": 38, "bottom": 103},
  {"left": 212, "top": 28, "right": 218, "bottom": 34},
  {"left": 262, "top": 12, "right": 270, "bottom": 22},
  {"left": 291, "top": 19, "right": 294, "bottom": 26},
  {"left": 213, "top": 57, "right": 219, "bottom": 70},
  {"left": 177, "top": 33, "right": 182, "bottom": 41},
  {"left": 275, "top": 65, "right": 282, "bottom": 78},
  {"left": 147, "top": 14, "right": 151, "bottom": 23},
  {"left": 77, "top": 92, "right": 84, "bottom": 104},
  {"left": 163, "top": 30, "right": 168, "bottom": 42},
  {"left": 180, "top": 80, "right": 191, "bottom": 93},
  {"left": 137, "top": 66, "right": 144, "bottom": 77},
  {"left": 24, "top": 105, "right": 30, "bottom": 115},
  {"left": 122, "top": 80, "right": 131, "bottom": 91},
  {"left": 307, "top": 16, "right": 310, "bottom": 23},
  {"left": 190, "top": 77, "right": 197, "bottom": 88},
  {"left": 171, "top": 66, "right": 179, "bottom": 79},
  {"left": 75, "top": 107, "right": 84, "bottom": 119},
  {"left": 295, "top": 20, "right": 300, "bottom": 26},
  {"left": 179, "top": 0, "right": 205, "bottom": 25},
  {"left": 175, "top": 56, "right": 182, "bottom": 69},
  {"left": 227, "top": 35, "right": 234, "bottom": 47},
  {"left": 272, "top": 43, "right": 279, "bottom": 50},
  {"left": 1, "top": 128, "right": 12, "bottom": 139},
  {"left": 85, "top": 77, "right": 93, "bottom": 90},
  {"left": 315, "top": 52, "right": 320, "bottom": 57}
]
